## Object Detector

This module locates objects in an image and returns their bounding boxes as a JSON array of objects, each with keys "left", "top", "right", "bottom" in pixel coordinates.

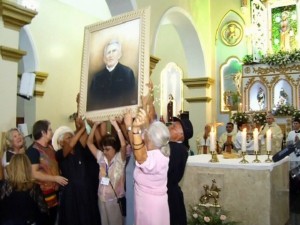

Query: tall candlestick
[
  {"left": 210, "top": 127, "right": 215, "bottom": 152},
  {"left": 241, "top": 128, "right": 247, "bottom": 152},
  {"left": 266, "top": 129, "right": 272, "bottom": 152},
  {"left": 253, "top": 128, "right": 259, "bottom": 152}
]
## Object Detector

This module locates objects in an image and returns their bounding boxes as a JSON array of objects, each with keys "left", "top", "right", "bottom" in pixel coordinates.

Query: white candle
[
  {"left": 241, "top": 128, "right": 247, "bottom": 152},
  {"left": 266, "top": 129, "right": 272, "bottom": 152},
  {"left": 210, "top": 127, "right": 215, "bottom": 152},
  {"left": 253, "top": 128, "right": 259, "bottom": 152},
  {"left": 238, "top": 103, "right": 243, "bottom": 112}
]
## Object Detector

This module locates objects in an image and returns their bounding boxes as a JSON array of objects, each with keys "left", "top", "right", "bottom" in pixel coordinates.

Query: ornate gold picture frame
[
  {"left": 221, "top": 21, "right": 243, "bottom": 46},
  {"left": 79, "top": 8, "right": 150, "bottom": 122}
]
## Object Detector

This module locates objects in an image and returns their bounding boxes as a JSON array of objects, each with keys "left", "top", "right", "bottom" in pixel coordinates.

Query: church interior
[{"left": 1, "top": 0, "right": 300, "bottom": 224}]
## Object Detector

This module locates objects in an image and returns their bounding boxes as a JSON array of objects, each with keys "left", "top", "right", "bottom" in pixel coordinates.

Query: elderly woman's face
[
  {"left": 104, "top": 43, "right": 121, "bottom": 68},
  {"left": 10, "top": 130, "right": 24, "bottom": 150},
  {"left": 61, "top": 132, "right": 73, "bottom": 147}
]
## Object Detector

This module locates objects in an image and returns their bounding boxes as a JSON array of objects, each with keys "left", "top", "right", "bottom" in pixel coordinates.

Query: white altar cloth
[{"left": 187, "top": 154, "right": 289, "bottom": 171}]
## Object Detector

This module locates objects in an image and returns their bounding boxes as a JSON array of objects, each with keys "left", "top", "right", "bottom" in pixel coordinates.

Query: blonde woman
[
  {"left": 0, "top": 154, "right": 48, "bottom": 225},
  {"left": 1, "top": 128, "right": 26, "bottom": 179}
]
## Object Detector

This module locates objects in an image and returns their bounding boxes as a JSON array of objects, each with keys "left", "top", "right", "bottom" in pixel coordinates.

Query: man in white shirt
[
  {"left": 286, "top": 118, "right": 300, "bottom": 171},
  {"left": 234, "top": 123, "right": 254, "bottom": 154},
  {"left": 218, "top": 122, "right": 236, "bottom": 153}
]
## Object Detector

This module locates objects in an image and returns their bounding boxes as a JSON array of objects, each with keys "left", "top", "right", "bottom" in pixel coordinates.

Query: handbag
[{"left": 110, "top": 181, "right": 126, "bottom": 217}]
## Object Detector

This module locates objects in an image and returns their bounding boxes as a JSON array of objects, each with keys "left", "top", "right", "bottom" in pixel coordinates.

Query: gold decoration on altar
[
  {"left": 199, "top": 179, "right": 221, "bottom": 207},
  {"left": 252, "top": 63, "right": 300, "bottom": 75}
]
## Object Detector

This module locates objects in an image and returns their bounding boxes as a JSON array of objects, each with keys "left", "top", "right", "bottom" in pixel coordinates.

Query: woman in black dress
[{"left": 53, "top": 118, "right": 101, "bottom": 225}]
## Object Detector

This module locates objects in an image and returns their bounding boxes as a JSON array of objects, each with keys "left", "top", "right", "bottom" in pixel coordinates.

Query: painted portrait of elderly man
[
  {"left": 79, "top": 8, "right": 150, "bottom": 122},
  {"left": 87, "top": 39, "right": 137, "bottom": 111}
]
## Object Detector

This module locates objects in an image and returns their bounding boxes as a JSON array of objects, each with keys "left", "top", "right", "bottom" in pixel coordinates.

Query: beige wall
[
  {"left": 26, "top": 0, "right": 100, "bottom": 131},
  {"left": 1, "top": 0, "right": 248, "bottom": 150},
  {"left": 0, "top": 9, "right": 20, "bottom": 145}
]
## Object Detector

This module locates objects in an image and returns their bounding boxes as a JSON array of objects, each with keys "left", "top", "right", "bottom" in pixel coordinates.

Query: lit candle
[
  {"left": 241, "top": 128, "right": 247, "bottom": 152},
  {"left": 238, "top": 103, "right": 243, "bottom": 112},
  {"left": 210, "top": 126, "right": 215, "bottom": 152},
  {"left": 253, "top": 128, "right": 259, "bottom": 152},
  {"left": 266, "top": 129, "right": 272, "bottom": 152}
]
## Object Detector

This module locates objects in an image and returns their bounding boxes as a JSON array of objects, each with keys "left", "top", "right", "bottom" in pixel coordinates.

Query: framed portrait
[
  {"left": 221, "top": 21, "right": 243, "bottom": 46},
  {"left": 79, "top": 8, "right": 150, "bottom": 121},
  {"left": 269, "top": 0, "right": 298, "bottom": 53}
]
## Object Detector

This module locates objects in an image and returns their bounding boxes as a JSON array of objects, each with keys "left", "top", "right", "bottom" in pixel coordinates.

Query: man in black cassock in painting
[{"left": 87, "top": 39, "right": 136, "bottom": 111}]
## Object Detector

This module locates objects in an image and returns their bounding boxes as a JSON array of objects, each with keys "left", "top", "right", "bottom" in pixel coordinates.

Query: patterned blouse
[{"left": 96, "top": 151, "right": 125, "bottom": 202}]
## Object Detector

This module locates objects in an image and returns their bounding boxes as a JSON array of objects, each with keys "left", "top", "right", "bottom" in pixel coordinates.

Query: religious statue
[
  {"left": 257, "top": 87, "right": 265, "bottom": 110},
  {"left": 276, "top": 87, "right": 288, "bottom": 107},
  {"left": 199, "top": 179, "right": 221, "bottom": 207},
  {"left": 167, "top": 94, "right": 176, "bottom": 122},
  {"left": 280, "top": 11, "right": 291, "bottom": 52},
  {"left": 224, "top": 90, "right": 233, "bottom": 110},
  {"left": 232, "top": 72, "right": 242, "bottom": 96}
]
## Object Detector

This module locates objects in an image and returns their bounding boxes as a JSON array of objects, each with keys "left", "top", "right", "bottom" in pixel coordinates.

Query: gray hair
[
  {"left": 104, "top": 39, "right": 122, "bottom": 55},
  {"left": 147, "top": 121, "right": 170, "bottom": 157}
]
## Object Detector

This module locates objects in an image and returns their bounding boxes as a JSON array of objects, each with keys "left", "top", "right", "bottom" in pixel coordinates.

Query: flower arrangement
[
  {"left": 243, "top": 49, "right": 300, "bottom": 66},
  {"left": 231, "top": 112, "right": 249, "bottom": 124},
  {"left": 188, "top": 205, "right": 239, "bottom": 225},
  {"left": 272, "top": 104, "right": 295, "bottom": 116},
  {"left": 252, "top": 112, "right": 267, "bottom": 126},
  {"left": 292, "top": 110, "right": 300, "bottom": 121}
]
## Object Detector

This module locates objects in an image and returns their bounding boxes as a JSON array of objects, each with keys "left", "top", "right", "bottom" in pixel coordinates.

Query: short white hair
[{"left": 147, "top": 121, "right": 170, "bottom": 157}]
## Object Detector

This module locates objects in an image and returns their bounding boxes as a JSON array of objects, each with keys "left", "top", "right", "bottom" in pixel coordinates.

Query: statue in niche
[
  {"left": 232, "top": 72, "right": 242, "bottom": 96},
  {"left": 280, "top": 11, "right": 291, "bottom": 52},
  {"left": 224, "top": 90, "right": 233, "bottom": 109},
  {"left": 257, "top": 87, "right": 265, "bottom": 110},
  {"left": 276, "top": 87, "right": 288, "bottom": 107},
  {"left": 167, "top": 94, "right": 176, "bottom": 122}
]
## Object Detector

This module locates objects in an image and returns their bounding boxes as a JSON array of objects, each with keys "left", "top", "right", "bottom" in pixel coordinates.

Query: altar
[{"left": 181, "top": 154, "right": 290, "bottom": 225}]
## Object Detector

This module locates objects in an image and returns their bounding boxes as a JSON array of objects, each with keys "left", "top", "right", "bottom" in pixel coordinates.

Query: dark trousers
[
  {"left": 41, "top": 206, "right": 57, "bottom": 225},
  {"left": 168, "top": 186, "right": 187, "bottom": 225}
]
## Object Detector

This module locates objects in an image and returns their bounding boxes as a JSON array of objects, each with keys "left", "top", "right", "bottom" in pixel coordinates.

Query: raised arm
[
  {"left": 110, "top": 118, "right": 126, "bottom": 161},
  {"left": 87, "top": 122, "right": 101, "bottom": 159},
  {"left": 142, "top": 80, "right": 156, "bottom": 125},
  {"left": 132, "top": 109, "right": 148, "bottom": 164},
  {"left": 63, "top": 118, "right": 86, "bottom": 157},
  {"left": 124, "top": 109, "right": 134, "bottom": 146}
]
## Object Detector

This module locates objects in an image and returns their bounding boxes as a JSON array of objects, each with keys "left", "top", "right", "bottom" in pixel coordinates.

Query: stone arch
[
  {"left": 153, "top": 6, "right": 205, "bottom": 77},
  {"left": 18, "top": 27, "right": 38, "bottom": 131}
]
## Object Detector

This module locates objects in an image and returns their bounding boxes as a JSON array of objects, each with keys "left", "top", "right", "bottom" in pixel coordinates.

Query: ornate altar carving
[
  {"left": 199, "top": 179, "right": 221, "bottom": 207},
  {"left": 242, "top": 63, "right": 300, "bottom": 112}
]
